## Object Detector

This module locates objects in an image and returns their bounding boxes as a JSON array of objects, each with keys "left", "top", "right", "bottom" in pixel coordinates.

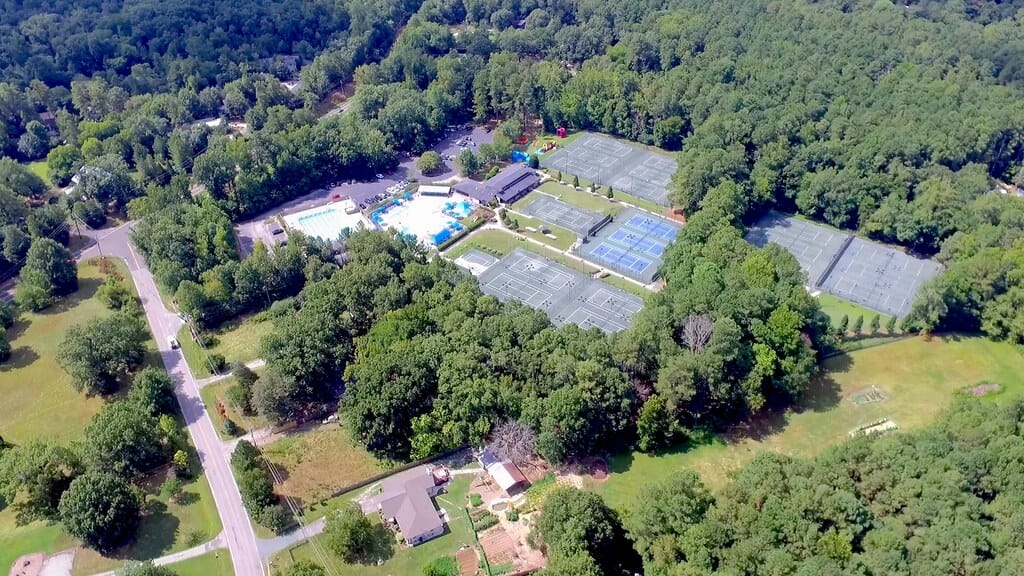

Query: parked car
[
  {"left": 270, "top": 227, "right": 284, "bottom": 235},
  {"left": 167, "top": 335, "right": 180, "bottom": 349},
  {"left": 375, "top": 173, "right": 384, "bottom": 179}
]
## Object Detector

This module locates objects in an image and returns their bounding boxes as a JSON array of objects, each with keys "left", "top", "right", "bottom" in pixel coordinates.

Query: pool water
[{"left": 296, "top": 209, "right": 353, "bottom": 241}]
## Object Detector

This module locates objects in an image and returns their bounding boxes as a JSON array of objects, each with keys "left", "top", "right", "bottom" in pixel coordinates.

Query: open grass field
[
  {"left": 167, "top": 550, "right": 234, "bottom": 576},
  {"left": 527, "top": 182, "right": 624, "bottom": 216},
  {"left": 594, "top": 335, "right": 1024, "bottom": 511},
  {"left": 0, "top": 258, "right": 156, "bottom": 444},
  {"left": 199, "top": 372, "right": 269, "bottom": 440},
  {"left": 272, "top": 475, "right": 476, "bottom": 576},
  {"left": 71, "top": 470, "right": 222, "bottom": 575},
  {"left": 505, "top": 211, "right": 577, "bottom": 251},
  {"left": 0, "top": 258, "right": 221, "bottom": 575},
  {"left": 816, "top": 292, "right": 894, "bottom": 328},
  {"left": 445, "top": 228, "right": 522, "bottom": 259},
  {"left": 178, "top": 316, "right": 272, "bottom": 378},
  {"left": 263, "top": 424, "right": 389, "bottom": 506}
]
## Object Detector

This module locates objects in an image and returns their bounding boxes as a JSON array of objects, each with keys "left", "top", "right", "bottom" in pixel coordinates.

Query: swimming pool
[{"left": 283, "top": 200, "right": 371, "bottom": 242}]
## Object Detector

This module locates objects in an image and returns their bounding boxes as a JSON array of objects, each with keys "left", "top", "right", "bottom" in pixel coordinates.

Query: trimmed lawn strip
[
  {"left": 595, "top": 272, "right": 651, "bottom": 298},
  {"left": 816, "top": 292, "right": 894, "bottom": 327},
  {"left": 178, "top": 317, "right": 272, "bottom": 379},
  {"left": 167, "top": 550, "right": 234, "bottom": 576},
  {"left": 595, "top": 336, "right": 1024, "bottom": 511},
  {"left": 541, "top": 169, "right": 665, "bottom": 214},
  {"left": 262, "top": 424, "right": 389, "bottom": 506},
  {"left": 271, "top": 476, "right": 477, "bottom": 576},
  {"left": 529, "top": 182, "right": 623, "bottom": 216}
]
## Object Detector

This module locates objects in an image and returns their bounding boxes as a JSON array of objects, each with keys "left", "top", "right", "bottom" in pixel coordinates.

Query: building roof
[
  {"left": 377, "top": 467, "right": 443, "bottom": 542},
  {"left": 486, "top": 461, "right": 528, "bottom": 492},
  {"left": 453, "top": 164, "right": 539, "bottom": 204},
  {"left": 419, "top": 184, "right": 451, "bottom": 195},
  {"left": 453, "top": 179, "right": 494, "bottom": 203}
]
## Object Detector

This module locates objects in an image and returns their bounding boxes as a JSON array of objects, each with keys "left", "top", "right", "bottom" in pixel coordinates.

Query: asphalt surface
[
  {"left": 78, "top": 224, "right": 264, "bottom": 576},
  {"left": 235, "top": 126, "right": 495, "bottom": 256}
]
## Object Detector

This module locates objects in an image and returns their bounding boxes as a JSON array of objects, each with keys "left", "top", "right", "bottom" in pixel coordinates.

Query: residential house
[{"left": 376, "top": 466, "right": 450, "bottom": 546}]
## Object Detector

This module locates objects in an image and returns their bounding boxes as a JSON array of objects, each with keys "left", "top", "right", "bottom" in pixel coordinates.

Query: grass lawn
[
  {"left": 167, "top": 550, "right": 234, "bottom": 576},
  {"left": 0, "top": 258, "right": 220, "bottom": 575},
  {"left": 505, "top": 211, "right": 577, "bottom": 250},
  {"left": 263, "top": 424, "right": 389, "bottom": 506},
  {"left": 199, "top": 371, "right": 268, "bottom": 440},
  {"left": 179, "top": 315, "right": 272, "bottom": 378},
  {"left": 528, "top": 182, "right": 624, "bottom": 216},
  {"left": 272, "top": 476, "right": 477, "bottom": 576},
  {"left": 596, "top": 272, "right": 651, "bottom": 298},
  {"left": 444, "top": 229, "right": 522, "bottom": 259},
  {"left": 816, "top": 292, "right": 894, "bottom": 328},
  {"left": 542, "top": 169, "right": 666, "bottom": 214},
  {"left": 26, "top": 160, "right": 51, "bottom": 188},
  {"left": 595, "top": 335, "right": 1024, "bottom": 511},
  {"left": 71, "top": 470, "right": 223, "bottom": 575},
  {"left": 0, "top": 258, "right": 157, "bottom": 444}
]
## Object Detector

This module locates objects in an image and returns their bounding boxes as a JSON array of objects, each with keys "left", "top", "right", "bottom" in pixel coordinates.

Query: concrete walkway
[
  {"left": 196, "top": 358, "right": 266, "bottom": 388},
  {"left": 256, "top": 518, "right": 327, "bottom": 561},
  {"left": 90, "top": 535, "right": 226, "bottom": 576}
]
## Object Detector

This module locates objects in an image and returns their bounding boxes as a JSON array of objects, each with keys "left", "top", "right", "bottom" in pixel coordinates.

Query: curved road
[{"left": 79, "top": 223, "right": 263, "bottom": 576}]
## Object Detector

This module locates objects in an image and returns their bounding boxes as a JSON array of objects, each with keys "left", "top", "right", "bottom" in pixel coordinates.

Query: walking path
[
  {"left": 90, "top": 535, "right": 226, "bottom": 576},
  {"left": 196, "top": 358, "right": 266, "bottom": 388},
  {"left": 79, "top": 225, "right": 265, "bottom": 576}
]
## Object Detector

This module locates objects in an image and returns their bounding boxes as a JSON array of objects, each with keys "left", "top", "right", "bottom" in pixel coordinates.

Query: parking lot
[{"left": 235, "top": 126, "right": 494, "bottom": 255}]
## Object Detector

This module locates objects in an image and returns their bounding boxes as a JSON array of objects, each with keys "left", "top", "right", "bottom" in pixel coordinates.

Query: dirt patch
[
  {"left": 9, "top": 553, "right": 43, "bottom": 576},
  {"left": 969, "top": 382, "right": 1001, "bottom": 397},
  {"left": 581, "top": 457, "right": 609, "bottom": 483},
  {"left": 479, "top": 527, "right": 517, "bottom": 564},
  {"left": 663, "top": 208, "right": 687, "bottom": 224},
  {"left": 457, "top": 547, "right": 479, "bottom": 576}
]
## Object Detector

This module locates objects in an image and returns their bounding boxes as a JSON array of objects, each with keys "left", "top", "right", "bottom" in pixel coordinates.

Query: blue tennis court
[
  {"left": 627, "top": 215, "right": 678, "bottom": 240},
  {"left": 575, "top": 208, "right": 682, "bottom": 283}
]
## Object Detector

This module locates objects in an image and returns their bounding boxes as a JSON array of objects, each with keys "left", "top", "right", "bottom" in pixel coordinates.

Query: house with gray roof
[{"left": 375, "top": 466, "right": 449, "bottom": 546}]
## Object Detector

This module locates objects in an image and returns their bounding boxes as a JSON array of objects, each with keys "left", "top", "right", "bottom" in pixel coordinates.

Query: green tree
[
  {"left": 58, "top": 470, "right": 142, "bottom": 554},
  {"left": 46, "top": 144, "right": 82, "bottom": 187},
  {"left": 852, "top": 314, "right": 864, "bottom": 336},
  {"left": 886, "top": 315, "right": 898, "bottom": 334},
  {"left": 572, "top": 175, "right": 579, "bottom": 188},
  {"left": 0, "top": 157, "right": 48, "bottom": 196},
  {"left": 17, "top": 120, "right": 51, "bottom": 159},
  {"left": 869, "top": 314, "right": 881, "bottom": 335},
  {"left": 0, "top": 442, "right": 84, "bottom": 523},
  {"left": 636, "top": 395, "right": 675, "bottom": 452},
  {"left": 160, "top": 476, "right": 183, "bottom": 503},
  {"left": 533, "top": 488, "right": 640, "bottom": 575},
  {"left": 128, "top": 366, "right": 176, "bottom": 412},
  {"left": 0, "top": 330, "right": 9, "bottom": 362},
  {"left": 324, "top": 503, "right": 393, "bottom": 564},
  {"left": 72, "top": 199, "right": 107, "bottom": 228},
  {"left": 605, "top": 185, "right": 613, "bottom": 198},
  {"left": 456, "top": 148, "right": 480, "bottom": 176},
  {"left": 57, "top": 313, "right": 148, "bottom": 395},
  {"left": 18, "top": 237, "right": 77, "bottom": 309},
  {"left": 85, "top": 401, "right": 167, "bottom": 476},
  {"left": 97, "top": 275, "right": 133, "bottom": 311},
  {"left": 527, "top": 154, "right": 540, "bottom": 169},
  {"left": 417, "top": 151, "right": 444, "bottom": 175},
  {"left": 624, "top": 470, "right": 714, "bottom": 563},
  {"left": 837, "top": 314, "right": 849, "bottom": 335},
  {"left": 172, "top": 450, "right": 189, "bottom": 476}
]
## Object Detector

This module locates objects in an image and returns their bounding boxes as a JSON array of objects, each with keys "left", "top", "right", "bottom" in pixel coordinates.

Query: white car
[{"left": 167, "top": 335, "right": 180, "bottom": 349}]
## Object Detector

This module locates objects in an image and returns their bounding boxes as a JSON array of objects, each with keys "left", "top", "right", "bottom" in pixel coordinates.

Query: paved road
[{"left": 79, "top": 225, "right": 263, "bottom": 576}]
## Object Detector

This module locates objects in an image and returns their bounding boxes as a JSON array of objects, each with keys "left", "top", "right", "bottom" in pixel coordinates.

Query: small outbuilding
[{"left": 476, "top": 448, "right": 530, "bottom": 495}]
